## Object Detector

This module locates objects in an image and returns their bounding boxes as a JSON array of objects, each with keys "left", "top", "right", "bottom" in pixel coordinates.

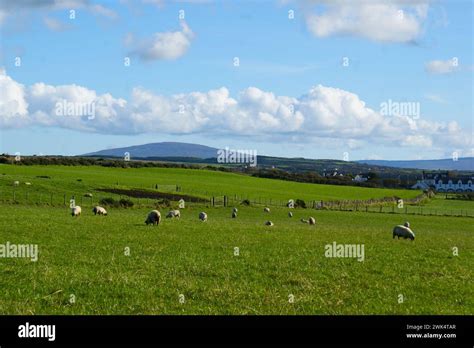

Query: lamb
[
  {"left": 71, "top": 206, "right": 82, "bottom": 217},
  {"left": 301, "top": 217, "right": 316, "bottom": 225},
  {"left": 264, "top": 207, "right": 270, "bottom": 213},
  {"left": 264, "top": 220, "right": 274, "bottom": 226},
  {"left": 199, "top": 212, "right": 208, "bottom": 222},
  {"left": 92, "top": 206, "right": 107, "bottom": 216},
  {"left": 393, "top": 224, "right": 415, "bottom": 240},
  {"left": 288, "top": 212, "right": 293, "bottom": 218},
  {"left": 166, "top": 210, "right": 181, "bottom": 219},
  {"left": 232, "top": 211, "right": 237, "bottom": 218},
  {"left": 145, "top": 210, "right": 161, "bottom": 225}
]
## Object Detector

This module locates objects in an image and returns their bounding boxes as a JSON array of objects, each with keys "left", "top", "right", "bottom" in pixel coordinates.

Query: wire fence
[{"left": 1, "top": 188, "right": 472, "bottom": 218}]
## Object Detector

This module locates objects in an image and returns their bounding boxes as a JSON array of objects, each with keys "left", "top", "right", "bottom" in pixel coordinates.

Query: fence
[{"left": 1, "top": 189, "right": 472, "bottom": 218}]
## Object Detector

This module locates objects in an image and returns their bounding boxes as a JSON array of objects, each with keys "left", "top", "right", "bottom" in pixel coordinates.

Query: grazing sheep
[
  {"left": 166, "top": 210, "right": 181, "bottom": 219},
  {"left": 92, "top": 206, "right": 107, "bottom": 216},
  {"left": 199, "top": 212, "right": 208, "bottom": 222},
  {"left": 232, "top": 207, "right": 238, "bottom": 214},
  {"left": 264, "top": 220, "right": 274, "bottom": 226},
  {"left": 25, "top": 182, "right": 31, "bottom": 186},
  {"left": 13, "top": 181, "right": 19, "bottom": 186},
  {"left": 145, "top": 210, "right": 161, "bottom": 225},
  {"left": 300, "top": 217, "right": 316, "bottom": 225},
  {"left": 232, "top": 211, "right": 237, "bottom": 218},
  {"left": 264, "top": 207, "right": 270, "bottom": 213},
  {"left": 393, "top": 225, "right": 415, "bottom": 240},
  {"left": 71, "top": 206, "right": 82, "bottom": 217},
  {"left": 288, "top": 212, "right": 293, "bottom": 218}
]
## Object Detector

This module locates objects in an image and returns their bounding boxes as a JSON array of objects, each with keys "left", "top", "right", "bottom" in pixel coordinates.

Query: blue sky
[{"left": 0, "top": 0, "right": 472, "bottom": 160}]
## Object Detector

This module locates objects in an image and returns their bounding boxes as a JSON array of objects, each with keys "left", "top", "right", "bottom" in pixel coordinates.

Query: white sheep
[
  {"left": 92, "top": 206, "right": 107, "bottom": 216},
  {"left": 166, "top": 210, "right": 181, "bottom": 219},
  {"left": 25, "top": 182, "right": 31, "bottom": 186},
  {"left": 13, "top": 181, "right": 19, "bottom": 186},
  {"left": 199, "top": 212, "right": 208, "bottom": 222},
  {"left": 301, "top": 217, "right": 316, "bottom": 225},
  {"left": 288, "top": 212, "right": 293, "bottom": 218},
  {"left": 71, "top": 206, "right": 82, "bottom": 217},
  {"left": 264, "top": 220, "right": 274, "bottom": 226},
  {"left": 264, "top": 207, "right": 270, "bottom": 213},
  {"left": 232, "top": 211, "right": 237, "bottom": 218},
  {"left": 393, "top": 225, "right": 415, "bottom": 240},
  {"left": 145, "top": 210, "right": 161, "bottom": 225}
]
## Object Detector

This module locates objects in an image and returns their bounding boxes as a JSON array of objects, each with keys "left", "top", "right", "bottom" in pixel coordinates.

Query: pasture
[
  {"left": 0, "top": 164, "right": 421, "bottom": 203},
  {"left": 0, "top": 164, "right": 472, "bottom": 315}
]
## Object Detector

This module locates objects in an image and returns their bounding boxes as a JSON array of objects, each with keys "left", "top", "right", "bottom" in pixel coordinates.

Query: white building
[
  {"left": 411, "top": 171, "right": 473, "bottom": 192},
  {"left": 353, "top": 174, "right": 368, "bottom": 182}
]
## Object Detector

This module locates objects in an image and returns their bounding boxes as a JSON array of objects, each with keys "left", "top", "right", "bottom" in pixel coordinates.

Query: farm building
[
  {"left": 411, "top": 171, "right": 474, "bottom": 192},
  {"left": 352, "top": 174, "right": 368, "bottom": 182}
]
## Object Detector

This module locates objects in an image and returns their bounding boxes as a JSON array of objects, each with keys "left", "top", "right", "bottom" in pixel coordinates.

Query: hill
[
  {"left": 358, "top": 157, "right": 474, "bottom": 171},
  {"left": 83, "top": 142, "right": 218, "bottom": 159}
]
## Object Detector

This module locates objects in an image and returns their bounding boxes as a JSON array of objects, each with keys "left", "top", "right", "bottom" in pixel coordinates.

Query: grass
[
  {"left": 0, "top": 204, "right": 472, "bottom": 315},
  {"left": 0, "top": 164, "right": 471, "bottom": 315},
  {"left": 0, "top": 164, "right": 422, "bottom": 203}
]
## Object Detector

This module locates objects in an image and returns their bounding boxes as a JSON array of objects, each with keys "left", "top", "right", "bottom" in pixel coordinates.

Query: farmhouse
[
  {"left": 411, "top": 171, "right": 473, "bottom": 192},
  {"left": 352, "top": 174, "right": 368, "bottom": 182}
]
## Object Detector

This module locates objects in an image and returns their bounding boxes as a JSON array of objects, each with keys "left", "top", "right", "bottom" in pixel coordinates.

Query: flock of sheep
[{"left": 70, "top": 203, "right": 415, "bottom": 240}]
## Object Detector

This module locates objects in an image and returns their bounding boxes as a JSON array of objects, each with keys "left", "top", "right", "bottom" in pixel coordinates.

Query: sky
[{"left": 0, "top": 0, "right": 472, "bottom": 161}]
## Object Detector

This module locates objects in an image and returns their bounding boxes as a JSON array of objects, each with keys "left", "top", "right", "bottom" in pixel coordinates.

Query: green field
[
  {"left": 0, "top": 164, "right": 421, "bottom": 203},
  {"left": 0, "top": 164, "right": 472, "bottom": 315}
]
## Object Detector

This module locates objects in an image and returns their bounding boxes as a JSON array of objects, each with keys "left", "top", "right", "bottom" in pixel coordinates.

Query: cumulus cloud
[
  {"left": 425, "top": 59, "right": 460, "bottom": 74},
  {"left": 127, "top": 21, "right": 194, "bottom": 61},
  {"left": 301, "top": 0, "right": 429, "bottom": 43},
  {"left": 0, "top": 0, "right": 117, "bottom": 27},
  {"left": 0, "top": 69, "right": 471, "bottom": 153}
]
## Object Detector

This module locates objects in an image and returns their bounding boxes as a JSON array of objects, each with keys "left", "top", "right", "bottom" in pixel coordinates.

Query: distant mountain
[
  {"left": 83, "top": 142, "right": 473, "bottom": 174},
  {"left": 358, "top": 157, "right": 474, "bottom": 171},
  {"left": 83, "top": 142, "right": 219, "bottom": 159}
]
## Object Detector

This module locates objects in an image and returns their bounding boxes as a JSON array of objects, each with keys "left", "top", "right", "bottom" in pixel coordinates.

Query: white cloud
[
  {"left": 0, "top": 1, "right": 117, "bottom": 26},
  {"left": 0, "top": 68, "right": 29, "bottom": 126},
  {"left": 127, "top": 21, "right": 194, "bottom": 61},
  {"left": 89, "top": 4, "right": 119, "bottom": 19},
  {"left": 43, "top": 17, "right": 71, "bottom": 32},
  {"left": 425, "top": 59, "right": 459, "bottom": 74},
  {"left": 302, "top": 0, "right": 429, "bottom": 43},
  {"left": 0, "top": 69, "right": 471, "bottom": 153}
]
